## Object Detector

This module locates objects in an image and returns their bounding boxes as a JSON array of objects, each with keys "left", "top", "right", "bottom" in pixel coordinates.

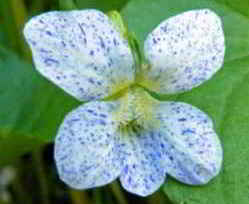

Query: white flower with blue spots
[{"left": 23, "top": 9, "right": 225, "bottom": 196}]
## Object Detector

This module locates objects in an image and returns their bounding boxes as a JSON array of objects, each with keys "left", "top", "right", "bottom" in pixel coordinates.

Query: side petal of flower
[
  {"left": 155, "top": 101, "right": 223, "bottom": 185},
  {"left": 54, "top": 101, "right": 122, "bottom": 189},
  {"left": 24, "top": 9, "right": 135, "bottom": 101},
  {"left": 143, "top": 9, "right": 225, "bottom": 94},
  {"left": 118, "top": 130, "right": 167, "bottom": 196}
]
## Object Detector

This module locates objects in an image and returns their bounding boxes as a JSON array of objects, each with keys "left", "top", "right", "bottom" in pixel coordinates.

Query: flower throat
[{"left": 114, "top": 86, "right": 159, "bottom": 134}]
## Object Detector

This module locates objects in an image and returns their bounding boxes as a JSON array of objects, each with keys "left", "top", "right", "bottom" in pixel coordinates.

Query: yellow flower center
[
  {"left": 105, "top": 63, "right": 162, "bottom": 134},
  {"left": 113, "top": 86, "right": 159, "bottom": 133}
]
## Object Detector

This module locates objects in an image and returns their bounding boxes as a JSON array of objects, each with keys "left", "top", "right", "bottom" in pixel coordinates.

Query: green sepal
[
  {"left": 108, "top": 10, "right": 144, "bottom": 83},
  {"left": 107, "top": 10, "right": 129, "bottom": 38},
  {"left": 127, "top": 32, "right": 142, "bottom": 74}
]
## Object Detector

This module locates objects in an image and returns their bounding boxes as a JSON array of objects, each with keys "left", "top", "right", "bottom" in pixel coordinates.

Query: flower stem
[
  {"left": 70, "top": 190, "right": 92, "bottom": 204},
  {"left": 9, "top": 0, "right": 31, "bottom": 60},
  {"left": 93, "top": 188, "right": 102, "bottom": 204},
  {"left": 11, "top": 161, "right": 32, "bottom": 204},
  {"left": 109, "top": 181, "right": 128, "bottom": 204},
  {"left": 32, "top": 147, "right": 50, "bottom": 204}
]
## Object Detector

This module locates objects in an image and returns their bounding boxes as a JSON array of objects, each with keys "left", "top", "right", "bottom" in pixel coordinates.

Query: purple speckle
[
  {"left": 90, "top": 50, "right": 94, "bottom": 56},
  {"left": 44, "top": 58, "right": 59, "bottom": 66},
  {"left": 46, "top": 31, "right": 52, "bottom": 36}
]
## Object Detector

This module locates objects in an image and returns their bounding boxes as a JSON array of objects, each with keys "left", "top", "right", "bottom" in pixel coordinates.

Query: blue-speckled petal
[
  {"left": 118, "top": 130, "right": 167, "bottom": 196},
  {"left": 54, "top": 101, "right": 122, "bottom": 189},
  {"left": 143, "top": 9, "right": 225, "bottom": 94},
  {"left": 23, "top": 9, "right": 135, "bottom": 101},
  {"left": 155, "top": 102, "right": 223, "bottom": 185}
]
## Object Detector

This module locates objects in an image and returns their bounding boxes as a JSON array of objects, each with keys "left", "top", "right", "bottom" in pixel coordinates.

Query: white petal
[
  {"left": 155, "top": 102, "right": 222, "bottom": 184},
  {"left": 119, "top": 130, "right": 166, "bottom": 196},
  {"left": 54, "top": 101, "right": 122, "bottom": 189},
  {"left": 143, "top": 9, "right": 225, "bottom": 94},
  {"left": 24, "top": 9, "right": 135, "bottom": 101}
]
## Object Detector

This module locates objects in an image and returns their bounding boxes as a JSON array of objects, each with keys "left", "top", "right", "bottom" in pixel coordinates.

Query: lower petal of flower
[
  {"left": 118, "top": 130, "right": 167, "bottom": 196},
  {"left": 54, "top": 101, "right": 123, "bottom": 189},
  {"left": 154, "top": 101, "right": 223, "bottom": 185}
]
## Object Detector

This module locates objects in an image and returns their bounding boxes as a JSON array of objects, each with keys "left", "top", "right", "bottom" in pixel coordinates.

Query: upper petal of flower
[
  {"left": 24, "top": 9, "right": 135, "bottom": 101},
  {"left": 143, "top": 9, "right": 225, "bottom": 94},
  {"left": 154, "top": 101, "right": 223, "bottom": 185},
  {"left": 54, "top": 101, "right": 122, "bottom": 189},
  {"left": 118, "top": 129, "right": 167, "bottom": 196}
]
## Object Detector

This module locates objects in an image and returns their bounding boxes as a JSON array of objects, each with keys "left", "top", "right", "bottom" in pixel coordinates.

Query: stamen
[{"left": 114, "top": 86, "right": 159, "bottom": 134}]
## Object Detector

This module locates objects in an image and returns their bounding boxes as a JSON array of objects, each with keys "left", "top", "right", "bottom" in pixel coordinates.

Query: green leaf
[
  {"left": 0, "top": 49, "right": 79, "bottom": 166},
  {"left": 214, "top": 0, "right": 249, "bottom": 17},
  {"left": 75, "top": 0, "right": 129, "bottom": 12},
  {"left": 122, "top": 0, "right": 249, "bottom": 203},
  {"left": 59, "top": 0, "right": 77, "bottom": 10}
]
